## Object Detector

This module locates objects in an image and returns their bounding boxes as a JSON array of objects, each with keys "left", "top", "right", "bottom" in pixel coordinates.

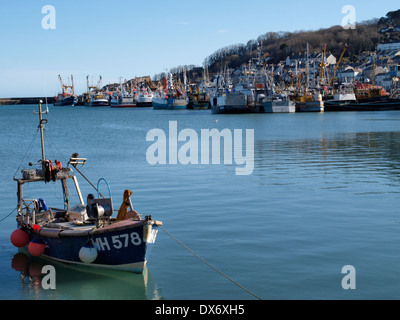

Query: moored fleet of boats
[{"left": 53, "top": 45, "right": 400, "bottom": 113}]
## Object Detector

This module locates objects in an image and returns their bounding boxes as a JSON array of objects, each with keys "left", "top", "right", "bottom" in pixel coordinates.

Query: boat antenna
[
  {"left": 68, "top": 153, "right": 105, "bottom": 199},
  {"left": 33, "top": 100, "right": 49, "bottom": 165}
]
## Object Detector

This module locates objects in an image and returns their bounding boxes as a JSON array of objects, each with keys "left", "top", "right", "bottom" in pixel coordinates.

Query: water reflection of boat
[{"left": 11, "top": 251, "right": 162, "bottom": 300}]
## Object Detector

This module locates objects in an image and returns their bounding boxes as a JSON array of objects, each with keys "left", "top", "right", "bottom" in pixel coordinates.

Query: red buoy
[
  {"left": 28, "top": 238, "right": 46, "bottom": 257},
  {"left": 10, "top": 229, "right": 29, "bottom": 248}
]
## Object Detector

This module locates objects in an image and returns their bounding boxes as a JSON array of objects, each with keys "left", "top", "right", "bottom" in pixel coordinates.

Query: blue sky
[{"left": 0, "top": 0, "right": 399, "bottom": 97}]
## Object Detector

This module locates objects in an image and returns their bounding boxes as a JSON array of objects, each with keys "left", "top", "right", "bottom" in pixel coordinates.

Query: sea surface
[{"left": 0, "top": 104, "right": 400, "bottom": 300}]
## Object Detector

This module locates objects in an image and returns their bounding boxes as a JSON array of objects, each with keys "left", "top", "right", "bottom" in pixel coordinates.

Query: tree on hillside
[{"left": 378, "top": 9, "right": 400, "bottom": 26}]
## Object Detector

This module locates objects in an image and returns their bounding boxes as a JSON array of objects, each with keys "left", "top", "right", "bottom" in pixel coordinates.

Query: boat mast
[
  {"left": 320, "top": 44, "right": 327, "bottom": 86},
  {"left": 34, "top": 100, "right": 49, "bottom": 164},
  {"left": 306, "top": 42, "right": 309, "bottom": 93},
  {"left": 58, "top": 75, "right": 65, "bottom": 94},
  {"left": 71, "top": 74, "right": 75, "bottom": 96}
]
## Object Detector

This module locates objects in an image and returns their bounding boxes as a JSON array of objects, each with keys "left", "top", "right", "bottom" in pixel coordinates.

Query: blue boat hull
[
  {"left": 152, "top": 97, "right": 187, "bottom": 110},
  {"left": 26, "top": 220, "right": 159, "bottom": 273},
  {"left": 53, "top": 96, "right": 78, "bottom": 106}
]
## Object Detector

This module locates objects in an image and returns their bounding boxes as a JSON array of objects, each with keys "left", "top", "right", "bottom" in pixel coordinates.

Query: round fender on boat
[
  {"left": 79, "top": 244, "right": 98, "bottom": 264},
  {"left": 10, "top": 229, "right": 30, "bottom": 248},
  {"left": 28, "top": 238, "right": 47, "bottom": 257}
]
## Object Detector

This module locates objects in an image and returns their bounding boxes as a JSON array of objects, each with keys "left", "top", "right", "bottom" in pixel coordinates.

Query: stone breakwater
[{"left": 0, "top": 97, "right": 55, "bottom": 105}]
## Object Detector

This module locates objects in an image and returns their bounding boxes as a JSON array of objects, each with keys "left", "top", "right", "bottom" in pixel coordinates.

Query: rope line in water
[
  {"left": 0, "top": 207, "right": 17, "bottom": 224},
  {"left": 159, "top": 226, "right": 262, "bottom": 300}
]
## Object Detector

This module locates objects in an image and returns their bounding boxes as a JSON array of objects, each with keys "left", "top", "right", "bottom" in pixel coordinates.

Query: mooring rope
[
  {"left": 0, "top": 207, "right": 17, "bottom": 224},
  {"left": 13, "top": 128, "right": 40, "bottom": 180},
  {"left": 159, "top": 226, "right": 262, "bottom": 300}
]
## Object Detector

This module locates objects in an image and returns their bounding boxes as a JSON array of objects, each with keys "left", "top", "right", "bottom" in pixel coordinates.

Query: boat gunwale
[{"left": 31, "top": 219, "right": 162, "bottom": 238}]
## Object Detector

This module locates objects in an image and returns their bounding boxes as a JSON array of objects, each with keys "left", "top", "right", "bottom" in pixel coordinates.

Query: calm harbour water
[{"left": 0, "top": 104, "right": 400, "bottom": 300}]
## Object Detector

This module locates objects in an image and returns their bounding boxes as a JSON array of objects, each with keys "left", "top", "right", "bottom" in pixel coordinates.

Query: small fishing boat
[{"left": 10, "top": 102, "right": 162, "bottom": 273}]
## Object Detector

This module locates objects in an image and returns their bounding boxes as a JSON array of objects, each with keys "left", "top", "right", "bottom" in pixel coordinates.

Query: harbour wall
[{"left": 0, "top": 97, "right": 55, "bottom": 105}]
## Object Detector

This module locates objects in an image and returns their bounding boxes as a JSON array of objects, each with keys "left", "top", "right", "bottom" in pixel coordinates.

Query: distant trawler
[
  {"left": 152, "top": 73, "right": 188, "bottom": 110},
  {"left": 53, "top": 75, "right": 78, "bottom": 106},
  {"left": 110, "top": 80, "right": 136, "bottom": 108},
  {"left": 85, "top": 75, "right": 110, "bottom": 107}
]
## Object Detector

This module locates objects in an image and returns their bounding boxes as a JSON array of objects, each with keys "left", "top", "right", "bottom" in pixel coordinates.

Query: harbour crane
[
  {"left": 329, "top": 44, "right": 348, "bottom": 88},
  {"left": 58, "top": 75, "right": 75, "bottom": 96}
]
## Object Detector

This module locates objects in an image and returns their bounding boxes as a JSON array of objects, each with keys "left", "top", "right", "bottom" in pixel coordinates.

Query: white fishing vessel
[
  {"left": 88, "top": 92, "right": 110, "bottom": 107},
  {"left": 110, "top": 90, "right": 136, "bottom": 107},
  {"left": 323, "top": 86, "right": 357, "bottom": 111},
  {"left": 135, "top": 89, "right": 153, "bottom": 107}
]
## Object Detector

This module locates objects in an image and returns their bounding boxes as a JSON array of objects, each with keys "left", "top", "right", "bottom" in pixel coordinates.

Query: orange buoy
[{"left": 10, "top": 229, "right": 29, "bottom": 248}]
